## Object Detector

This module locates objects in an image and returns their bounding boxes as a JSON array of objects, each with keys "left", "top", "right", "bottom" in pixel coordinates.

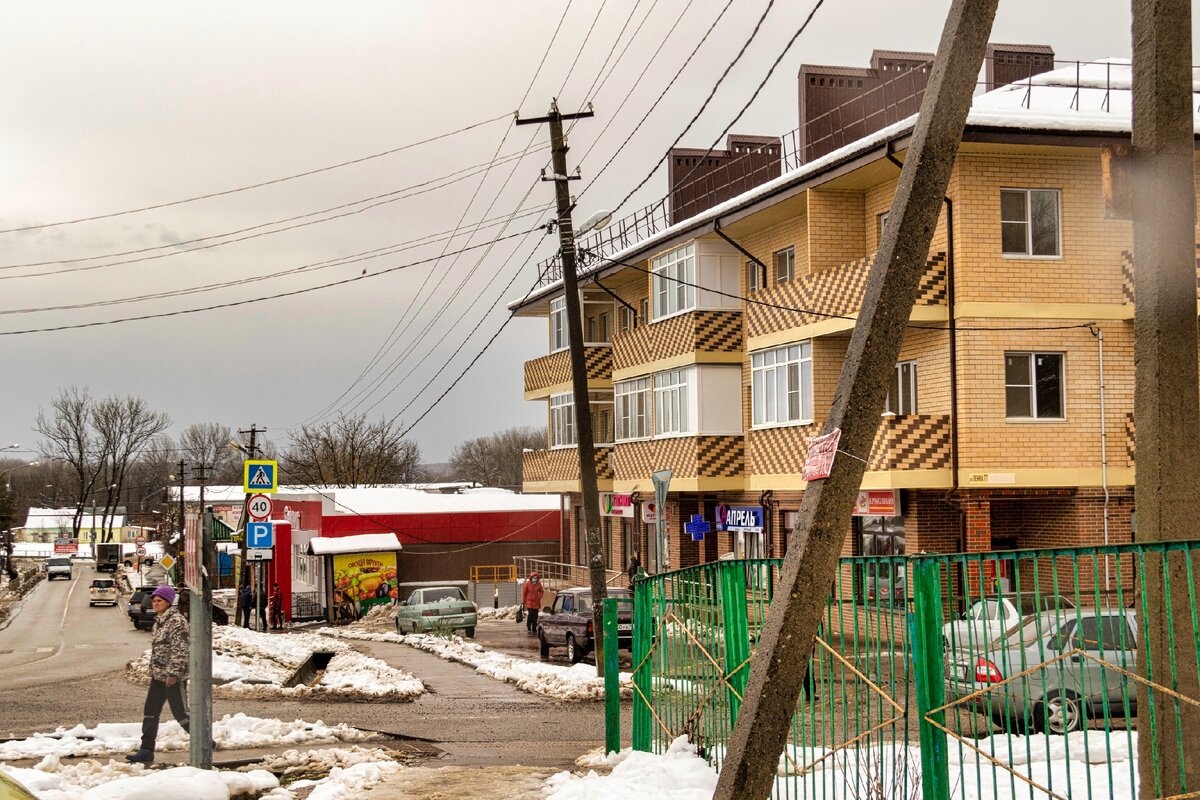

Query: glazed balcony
[
  {"left": 524, "top": 346, "right": 612, "bottom": 399},
  {"left": 611, "top": 310, "right": 743, "bottom": 374}
]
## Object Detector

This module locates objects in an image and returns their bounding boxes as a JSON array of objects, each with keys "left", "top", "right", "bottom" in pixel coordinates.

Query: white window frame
[
  {"left": 885, "top": 360, "right": 918, "bottom": 416},
  {"left": 773, "top": 246, "right": 795, "bottom": 283},
  {"left": 1004, "top": 351, "right": 1065, "bottom": 421},
  {"left": 550, "top": 296, "right": 568, "bottom": 352},
  {"left": 549, "top": 392, "right": 576, "bottom": 447},
  {"left": 746, "top": 260, "right": 762, "bottom": 294},
  {"left": 751, "top": 342, "right": 813, "bottom": 428},
  {"left": 651, "top": 244, "right": 696, "bottom": 321},
  {"left": 614, "top": 377, "right": 651, "bottom": 441},
  {"left": 619, "top": 305, "right": 636, "bottom": 332},
  {"left": 653, "top": 367, "right": 692, "bottom": 436},
  {"left": 1000, "top": 188, "right": 1061, "bottom": 258}
]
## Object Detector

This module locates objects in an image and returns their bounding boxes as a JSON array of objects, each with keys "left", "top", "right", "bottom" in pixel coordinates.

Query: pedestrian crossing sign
[{"left": 242, "top": 459, "right": 279, "bottom": 493}]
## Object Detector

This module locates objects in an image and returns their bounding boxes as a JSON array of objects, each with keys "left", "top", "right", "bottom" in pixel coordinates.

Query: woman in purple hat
[{"left": 126, "top": 585, "right": 190, "bottom": 764}]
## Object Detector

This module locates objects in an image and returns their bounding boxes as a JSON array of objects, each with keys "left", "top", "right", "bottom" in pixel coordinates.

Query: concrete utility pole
[
  {"left": 235, "top": 424, "right": 261, "bottom": 626},
  {"left": 176, "top": 461, "right": 187, "bottom": 581},
  {"left": 188, "top": 463, "right": 213, "bottom": 769},
  {"left": 1130, "top": 0, "right": 1200, "bottom": 792},
  {"left": 516, "top": 100, "right": 610, "bottom": 676},
  {"left": 712, "top": 2, "right": 997, "bottom": 797}
]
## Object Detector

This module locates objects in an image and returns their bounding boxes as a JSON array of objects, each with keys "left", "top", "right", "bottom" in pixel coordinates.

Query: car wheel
[
  {"left": 464, "top": 627, "right": 475, "bottom": 638},
  {"left": 1037, "top": 691, "right": 1083, "bottom": 735},
  {"left": 566, "top": 634, "right": 586, "bottom": 664},
  {"left": 539, "top": 630, "right": 550, "bottom": 659}
]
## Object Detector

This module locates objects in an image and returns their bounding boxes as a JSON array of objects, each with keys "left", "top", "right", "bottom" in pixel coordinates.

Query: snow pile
[
  {"left": 326, "top": 628, "right": 631, "bottom": 701},
  {"left": 0, "top": 714, "right": 379, "bottom": 761},
  {"left": 245, "top": 745, "right": 399, "bottom": 783},
  {"left": 125, "top": 626, "right": 424, "bottom": 701},
  {"left": 477, "top": 604, "right": 520, "bottom": 621},
  {"left": 544, "top": 736, "right": 718, "bottom": 799},
  {"left": 2, "top": 761, "right": 279, "bottom": 800},
  {"left": 262, "top": 759, "right": 402, "bottom": 800}
]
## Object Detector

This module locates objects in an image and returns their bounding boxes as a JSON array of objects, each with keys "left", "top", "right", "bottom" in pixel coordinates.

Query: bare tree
[
  {"left": 36, "top": 387, "right": 104, "bottom": 538},
  {"left": 179, "top": 422, "right": 241, "bottom": 484},
  {"left": 91, "top": 396, "right": 171, "bottom": 541},
  {"left": 448, "top": 425, "right": 543, "bottom": 489},
  {"left": 283, "top": 412, "right": 423, "bottom": 487}
]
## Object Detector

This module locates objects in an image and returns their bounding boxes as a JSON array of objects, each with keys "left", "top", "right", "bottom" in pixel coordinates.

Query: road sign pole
[{"left": 189, "top": 508, "right": 213, "bottom": 769}]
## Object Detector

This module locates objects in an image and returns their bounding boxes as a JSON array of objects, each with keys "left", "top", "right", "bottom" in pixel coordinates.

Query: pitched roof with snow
[
  {"left": 171, "top": 485, "right": 561, "bottom": 515},
  {"left": 20, "top": 508, "right": 125, "bottom": 530},
  {"left": 308, "top": 533, "right": 402, "bottom": 555}
]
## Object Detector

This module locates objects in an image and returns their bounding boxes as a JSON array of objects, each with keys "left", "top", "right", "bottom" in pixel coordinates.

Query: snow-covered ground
[
  {"left": 477, "top": 604, "right": 521, "bottom": 621},
  {"left": 0, "top": 717, "right": 402, "bottom": 800},
  {"left": 124, "top": 626, "right": 424, "bottom": 701},
  {"left": 327, "top": 626, "right": 632, "bottom": 702}
]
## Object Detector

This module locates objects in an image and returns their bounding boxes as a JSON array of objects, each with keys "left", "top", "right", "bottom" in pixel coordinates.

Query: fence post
[
  {"left": 603, "top": 597, "right": 621, "bottom": 754},
  {"left": 632, "top": 576, "right": 653, "bottom": 751},
  {"left": 719, "top": 563, "right": 751, "bottom": 726},
  {"left": 912, "top": 557, "right": 950, "bottom": 800}
]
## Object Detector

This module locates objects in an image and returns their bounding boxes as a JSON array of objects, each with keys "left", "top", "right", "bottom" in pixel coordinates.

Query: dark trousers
[
  {"left": 525, "top": 607, "right": 539, "bottom": 632},
  {"left": 270, "top": 605, "right": 283, "bottom": 629},
  {"left": 140, "top": 678, "right": 189, "bottom": 751}
]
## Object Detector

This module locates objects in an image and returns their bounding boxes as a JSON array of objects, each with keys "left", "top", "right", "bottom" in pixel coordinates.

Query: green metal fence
[{"left": 626, "top": 542, "right": 1200, "bottom": 799}]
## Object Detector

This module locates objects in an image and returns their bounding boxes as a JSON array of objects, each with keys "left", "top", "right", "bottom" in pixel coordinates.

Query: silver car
[
  {"left": 395, "top": 586, "right": 478, "bottom": 638},
  {"left": 944, "top": 607, "right": 1137, "bottom": 734}
]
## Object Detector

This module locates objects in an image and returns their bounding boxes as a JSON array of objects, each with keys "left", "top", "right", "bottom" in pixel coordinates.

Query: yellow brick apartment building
[{"left": 512, "top": 49, "right": 1192, "bottom": 598}]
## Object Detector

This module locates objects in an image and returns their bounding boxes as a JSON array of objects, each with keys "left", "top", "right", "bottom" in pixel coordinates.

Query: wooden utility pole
[
  {"left": 516, "top": 100, "right": 610, "bottom": 675},
  {"left": 1130, "top": 0, "right": 1200, "bottom": 793},
  {"left": 712, "top": 2, "right": 997, "bottom": 797}
]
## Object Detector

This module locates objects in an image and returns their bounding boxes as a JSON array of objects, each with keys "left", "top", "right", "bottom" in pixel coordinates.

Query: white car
[
  {"left": 942, "top": 593, "right": 1075, "bottom": 651},
  {"left": 88, "top": 578, "right": 118, "bottom": 606}
]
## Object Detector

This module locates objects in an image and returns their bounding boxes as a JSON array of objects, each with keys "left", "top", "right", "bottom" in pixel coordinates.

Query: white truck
[{"left": 95, "top": 542, "right": 122, "bottom": 573}]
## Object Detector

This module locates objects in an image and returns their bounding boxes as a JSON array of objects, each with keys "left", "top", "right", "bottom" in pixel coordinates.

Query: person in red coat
[{"left": 521, "top": 572, "right": 545, "bottom": 634}]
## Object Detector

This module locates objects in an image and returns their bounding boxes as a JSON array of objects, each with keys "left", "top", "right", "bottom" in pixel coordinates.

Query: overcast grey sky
[{"left": 0, "top": 1, "right": 1189, "bottom": 463}]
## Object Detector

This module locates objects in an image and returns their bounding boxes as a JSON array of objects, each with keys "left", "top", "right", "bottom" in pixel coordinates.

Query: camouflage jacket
[{"left": 150, "top": 606, "right": 190, "bottom": 682}]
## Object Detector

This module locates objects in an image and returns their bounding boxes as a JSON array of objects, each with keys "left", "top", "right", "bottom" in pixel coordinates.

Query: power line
[
  {"left": 0, "top": 114, "right": 513, "bottom": 236},
  {"left": 556, "top": 0, "right": 611, "bottom": 99},
  {"left": 0, "top": 228, "right": 540, "bottom": 336}
]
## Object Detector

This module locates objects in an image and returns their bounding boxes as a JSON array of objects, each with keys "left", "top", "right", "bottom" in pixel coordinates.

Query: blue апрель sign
[{"left": 715, "top": 504, "right": 764, "bottom": 532}]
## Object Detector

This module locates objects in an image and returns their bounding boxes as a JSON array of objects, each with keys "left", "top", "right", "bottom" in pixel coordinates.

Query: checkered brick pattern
[
  {"left": 747, "top": 424, "right": 820, "bottom": 475},
  {"left": 595, "top": 446, "right": 614, "bottom": 480},
  {"left": 1125, "top": 412, "right": 1135, "bottom": 465},
  {"left": 612, "top": 311, "right": 743, "bottom": 371},
  {"left": 521, "top": 446, "right": 613, "bottom": 485},
  {"left": 696, "top": 435, "right": 744, "bottom": 477},
  {"left": 867, "top": 415, "right": 952, "bottom": 470},
  {"left": 1120, "top": 245, "right": 1200, "bottom": 304},
  {"left": 545, "top": 448, "right": 580, "bottom": 481},
  {"left": 746, "top": 251, "right": 947, "bottom": 338},
  {"left": 522, "top": 449, "right": 547, "bottom": 484},
  {"left": 524, "top": 346, "right": 612, "bottom": 393},
  {"left": 613, "top": 438, "right": 701, "bottom": 481}
]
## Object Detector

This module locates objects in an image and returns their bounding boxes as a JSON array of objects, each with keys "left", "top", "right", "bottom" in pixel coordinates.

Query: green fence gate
[{"left": 625, "top": 542, "right": 1200, "bottom": 800}]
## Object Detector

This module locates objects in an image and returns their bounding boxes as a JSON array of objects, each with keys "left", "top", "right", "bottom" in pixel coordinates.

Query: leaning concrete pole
[
  {"left": 1130, "top": 0, "right": 1200, "bottom": 794},
  {"left": 712, "top": 2, "right": 996, "bottom": 797}
]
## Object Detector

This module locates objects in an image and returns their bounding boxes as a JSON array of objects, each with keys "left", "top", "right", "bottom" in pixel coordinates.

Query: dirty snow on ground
[
  {"left": 2, "top": 758, "right": 280, "bottom": 800},
  {"left": 477, "top": 604, "right": 520, "bottom": 621},
  {"left": 552, "top": 731, "right": 1140, "bottom": 800},
  {"left": 124, "top": 626, "right": 424, "bottom": 701},
  {"left": 327, "top": 625, "right": 632, "bottom": 702},
  {"left": 0, "top": 714, "right": 380, "bottom": 761},
  {"left": 262, "top": 759, "right": 403, "bottom": 800}
]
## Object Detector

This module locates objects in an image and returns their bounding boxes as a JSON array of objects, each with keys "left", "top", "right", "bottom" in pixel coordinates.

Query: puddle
[{"left": 368, "top": 765, "right": 554, "bottom": 799}]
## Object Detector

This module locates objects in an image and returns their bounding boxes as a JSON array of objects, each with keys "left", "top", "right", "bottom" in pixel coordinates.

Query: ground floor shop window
[{"left": 855, "top": 515, "right": 906, "bottom": 605}]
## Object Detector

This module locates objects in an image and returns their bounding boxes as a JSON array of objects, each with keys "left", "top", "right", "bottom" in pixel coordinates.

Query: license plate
[{"left": 618, "top": 623, "right": 632, "bottom": 632}]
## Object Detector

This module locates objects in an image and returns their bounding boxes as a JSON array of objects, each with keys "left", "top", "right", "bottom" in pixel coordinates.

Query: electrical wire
[
  {"left": 0, "top": 228, "right": 539, "bottom": 336},
  {"left": 556, "top": 0, "right": 609, "bottom": 100},
  {"left": 0, "top": 114, "right": 513, "bottom": 236}
]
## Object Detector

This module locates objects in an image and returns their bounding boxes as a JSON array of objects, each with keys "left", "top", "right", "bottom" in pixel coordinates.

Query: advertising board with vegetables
[{"left": 332, "top": 551, "right": 399, "bottom": 611}]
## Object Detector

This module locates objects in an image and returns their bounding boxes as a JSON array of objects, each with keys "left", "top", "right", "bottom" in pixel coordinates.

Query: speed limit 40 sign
[{"left": 247, "top": 493, "right": 273, "bottom": 521}]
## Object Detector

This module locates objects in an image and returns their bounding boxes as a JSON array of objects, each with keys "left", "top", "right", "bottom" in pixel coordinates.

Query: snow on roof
[
  {"left": 20, "top": 508, "right": 125, "bottom": 530},
  {"left": 308, "top": 533, "right": 402, "bottom": 555},
  {"left": 323, "top": 486, "right": 561, "bottom": 515},
  {"left": 512, "top": 59, "right": 1191, "bottom": 310}
]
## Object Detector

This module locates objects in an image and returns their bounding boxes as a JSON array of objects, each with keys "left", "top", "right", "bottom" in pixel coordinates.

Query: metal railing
[
  {"left": 469, "top": 564, "right": 517, "bottom": 583},
  {"left": 513, "top": 556, "right": 622, "bottom": 592},
  {"left": 625, "top": 542, "right": 1200, "bottom": 799}
]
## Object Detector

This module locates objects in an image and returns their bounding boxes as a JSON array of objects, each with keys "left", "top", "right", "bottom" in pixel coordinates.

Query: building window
[
  {"left": 651, "top": 244, "right": 696, "bottom": 320},
  {"left": 615, "top": 377, "right": 650, "bottom": 440},
  {"left": 619, "top": 305, "right": 636, "bottom": 332},
  {"left": 549, "top": 393, "right": 576, "bottom": 446},
  {"left": 586, "top": 311, "right": 610, "bottom": 343},
  {"left": 877, "top": 211, "right": 890, "bottom": 243},
  {"left": 751, "top": 342, "right": 813, "bottom": 426},
  {"left": 774, "top": 246, "right": 795, "bottom": 283},
  {"left": 653, "top": 367, "right": 691, "bottom": 436},
  {"left": 886, "top": 361, "right": 918, "bottom": 415},
  {"left": 857, "top": 515, "right": 906, "bottom": 605},
  {"left": 1000, "top": 189, "right": 1061, "bottom": 257},
  {"left": 639, "top": 298, "right": 649, "bottom": 324},
  {"left": 746, "top": 260, "right": 762, "bottom": 294},
  {"left": 1005, "top": 352, "right": 1064, "bottom": 419},
  {"left": 550, "top": 296, "right": 568, "bottom": 352}
]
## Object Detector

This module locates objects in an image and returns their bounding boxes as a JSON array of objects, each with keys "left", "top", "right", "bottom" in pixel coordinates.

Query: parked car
[
  {"left": 538, "top": 587, "right": 633, "bottom": 664},
  {"left": 944, "top": 607, "right": 1137, "bottom": 734},
  {"left": 45, "top": 556, "right": 73, "bottom": 581},
  {"left": 395, "top": 586, "right": 478, "bottom": 637},
  {"left": 943, "top": 593, "right": 1076, "bottom": 650},
  {"left": 88, "top": 578, "right": 118, "bottom": 607},
  {"left": 131, "top": 587, "right": 229, "bottom": 630}
]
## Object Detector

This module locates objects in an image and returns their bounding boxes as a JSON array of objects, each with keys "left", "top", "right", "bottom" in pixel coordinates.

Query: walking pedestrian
[
  {"left": 627, "top": 553, "right": 641, "bottom": 588},
  {"left": 255, "top": 585, "right": 268, "bottom": 630},
  {"left": 521, "top": 571, "right": 544, "bottom": 634},
  {"left": 239, "top": 583, "right": 252, "bottom": 629},
  {"left": 126, "top": 585, "right": 190, "bottom": 763},
  {"left": 269, "top": 582, "right": 284, "bottom": 630}
]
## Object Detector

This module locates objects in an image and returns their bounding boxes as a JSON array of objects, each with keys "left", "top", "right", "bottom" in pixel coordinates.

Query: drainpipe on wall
[{"left": 1091, "top": 323, "right": 1111, "bottom": 594}]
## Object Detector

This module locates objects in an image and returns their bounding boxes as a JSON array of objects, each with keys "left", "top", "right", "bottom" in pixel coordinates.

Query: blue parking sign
[{"left": 247, "top": 521, "right": 274, "bottom": 549}]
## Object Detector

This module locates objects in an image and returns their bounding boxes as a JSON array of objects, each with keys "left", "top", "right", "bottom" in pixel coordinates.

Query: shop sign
[
  {"left": 642, "top": 501, "right": 669, "bottom": 524},
  {"left": 600, "top": 492, "right": 634, "bottom": 518},
  {"left": 685, "top": 514, "right": 710, "bottom": 542},
  {"left": 852, "top": 490, "right": 899, "bottom": 517},
  {"left": 715, "top": 504, "right": 764, "bottom": 532},
  {"left": 332, "top": 551, "right": 399, "bottom": 610}
]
